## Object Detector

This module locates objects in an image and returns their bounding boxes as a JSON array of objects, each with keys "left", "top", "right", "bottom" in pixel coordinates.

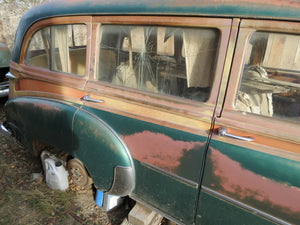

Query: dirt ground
[{"left": 0, "top": 97, "right": 131, "bottom": 225}]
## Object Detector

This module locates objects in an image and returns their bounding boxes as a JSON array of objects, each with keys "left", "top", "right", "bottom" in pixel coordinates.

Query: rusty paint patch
[
  {"left": 31, "top": 102, "right": 63, "bottom": 112},
  {"left": 122, "top": 131, "right": 205, "bottom": 174},
  {"left": 210, "top": 148, "right": 300, "bottom": 215}
]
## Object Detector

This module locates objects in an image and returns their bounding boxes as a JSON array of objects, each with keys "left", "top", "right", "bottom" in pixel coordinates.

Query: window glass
[
  {"left": 25, "top": 28, "right": 50, "bottom": 69},
  {"left": 237, "top": 32, "right": 300, "bottom": 121},
  {"left": 25, "top": 24, "right": 87, "bottom": 76},
  {"left": 97, "top": 25, "right": 219, "bottom": 102}
]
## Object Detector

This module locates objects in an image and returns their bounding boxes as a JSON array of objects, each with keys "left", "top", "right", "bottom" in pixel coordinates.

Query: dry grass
[
  {"left": 0, "top": 147, "right": 75, "bottom": 225},
  {"left": 0, "top": 99, "right": 129, "bottom": 225}
]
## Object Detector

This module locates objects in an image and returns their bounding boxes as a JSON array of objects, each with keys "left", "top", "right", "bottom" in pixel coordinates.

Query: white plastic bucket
[{"left": 44, "top": 158, "right": 69, "bottom": 191}]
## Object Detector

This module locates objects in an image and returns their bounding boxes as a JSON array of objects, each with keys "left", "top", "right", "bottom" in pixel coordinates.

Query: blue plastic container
[{"left": 95, "top": 189, "right": 104, "bottom": 207}]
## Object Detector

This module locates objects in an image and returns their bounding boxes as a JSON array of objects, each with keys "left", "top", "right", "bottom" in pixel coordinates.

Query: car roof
[{"left": 12, "top": 0, "right": 300, "bottom": 63}]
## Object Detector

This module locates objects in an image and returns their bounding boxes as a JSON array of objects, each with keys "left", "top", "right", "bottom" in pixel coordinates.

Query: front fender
[{"left": 72, "top": 108, "right": 135, "bottom": 195}]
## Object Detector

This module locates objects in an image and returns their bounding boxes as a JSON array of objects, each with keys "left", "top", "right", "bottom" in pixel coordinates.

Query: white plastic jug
[{"left": 44, "top": 158, "right": 69, "bottom": 191}]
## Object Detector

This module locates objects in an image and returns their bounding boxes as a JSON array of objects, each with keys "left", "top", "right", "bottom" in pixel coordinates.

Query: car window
[
  {"left": 236, "top": 31, "right": 300, "bottom": 121},
  {"left": 96, "top": 25, "right": 219, "bottom": 102},
  {"left": 25, "top": 24, "right": 87, "bottom": 76}
]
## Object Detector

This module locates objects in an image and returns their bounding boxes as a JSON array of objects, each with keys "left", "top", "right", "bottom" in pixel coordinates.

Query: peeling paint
[
  {"left": 122, "top": 131, "right": 205, "bottom": 175},
  {"left": 209, "top": 148, "right": 300, "bottom": 216}
]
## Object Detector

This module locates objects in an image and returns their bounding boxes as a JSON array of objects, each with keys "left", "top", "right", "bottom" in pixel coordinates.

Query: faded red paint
[
  {"left": 122, "top": 131, "right": 204, "bottom": 173},
  {"left": 210, "top": 148, "right": 300, "bottom": 213},
  {"left": 32, "top": 102, "right": 62, "bottom": 112}
]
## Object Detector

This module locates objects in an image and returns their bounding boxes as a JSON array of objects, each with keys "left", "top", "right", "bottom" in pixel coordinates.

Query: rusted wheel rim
[{"left": 67, "top": 158, "right": 89, "bottom": 187}]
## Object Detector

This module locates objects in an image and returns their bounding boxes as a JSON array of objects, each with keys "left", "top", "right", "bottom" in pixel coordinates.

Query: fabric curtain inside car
[
  {"left": 55, "top": 26, "right": 71, "bottom": 73},
  {"left": 183, "top": 29, "right": 217, "bottom": 88}
]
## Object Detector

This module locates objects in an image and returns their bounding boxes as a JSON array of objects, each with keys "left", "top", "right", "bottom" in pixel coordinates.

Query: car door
[
  {"left": 81, "top": 16, "right": 232, "bottom": 224},
  {"left": 198, "top": 19, "right": 300, "bottom": 225}
]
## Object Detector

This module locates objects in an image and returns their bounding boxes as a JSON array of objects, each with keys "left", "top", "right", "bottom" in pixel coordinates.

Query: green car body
[{"left": 2, "top": 0, "right": 300, "bottom": 224}]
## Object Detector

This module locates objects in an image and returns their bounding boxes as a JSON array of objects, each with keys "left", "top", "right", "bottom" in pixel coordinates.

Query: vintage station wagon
[{"left": 1, "top": 0, "right": 300, "bottom": 224}]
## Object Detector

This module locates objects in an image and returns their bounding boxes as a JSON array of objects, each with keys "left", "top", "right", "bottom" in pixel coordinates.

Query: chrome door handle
[
  {"left": 81, "top": 94, "right": 104, "bottom": 103},
  {"left": 5, "top": 72, "right": 16, "bottom": 80},
  {"left": 218, "top": 127, "right": 254, "bottom": 142}
]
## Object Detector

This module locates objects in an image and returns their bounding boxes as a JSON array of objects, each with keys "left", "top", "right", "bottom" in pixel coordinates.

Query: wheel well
[{"left": 32, "top": 139, "right": 92, "bottom": 184}]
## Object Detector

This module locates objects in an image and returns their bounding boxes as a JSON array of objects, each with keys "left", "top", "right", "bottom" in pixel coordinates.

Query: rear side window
[
  {"left": 237, "top": 32, "right": 300, "bottom": 121},
  {"left": 25, "top": 24, "right": 87, "bottom": 76},
  {"left": 96, "top": 25, "right": 219, "bottom": 102}
]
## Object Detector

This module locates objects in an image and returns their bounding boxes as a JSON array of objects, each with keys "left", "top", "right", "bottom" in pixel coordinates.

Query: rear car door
[
  {"left": 81, "top": 16, "right": 232, "bottom": 224},
  {"left": 198, "top": 19, "right": 300, "bottom": 224}
]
